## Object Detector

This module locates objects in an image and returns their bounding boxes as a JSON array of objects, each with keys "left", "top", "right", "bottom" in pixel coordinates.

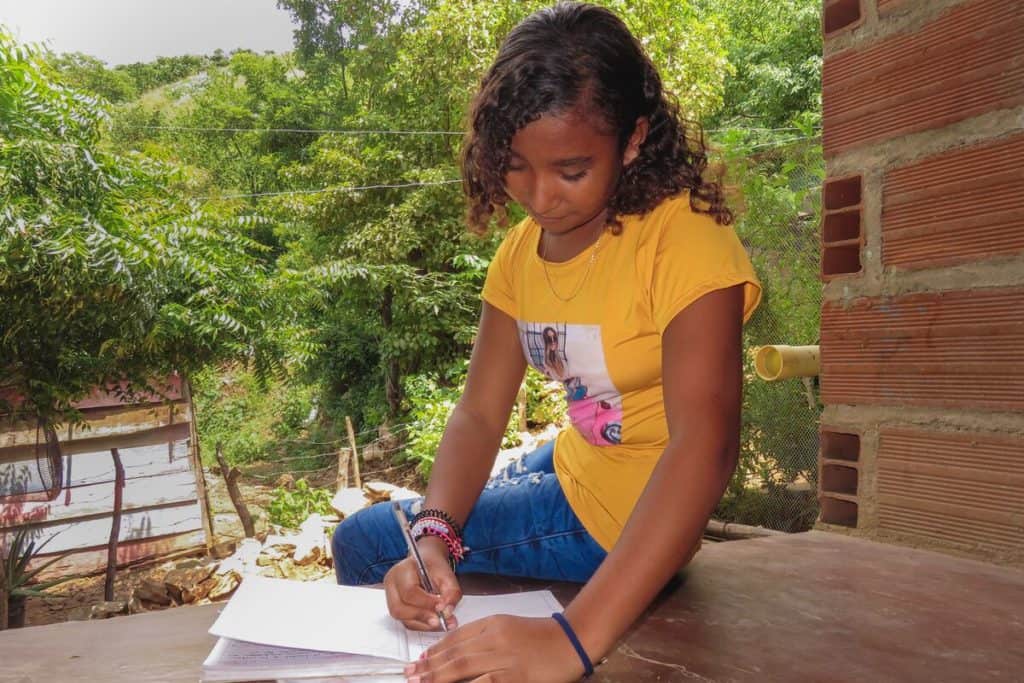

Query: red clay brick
[
  {"left": 823, "top": 0, "right": 864, "bottom": 37},
  {"left": 882, "top": 133, "right": 1024, "bottom": 269},
  {"left": 823, "top": 0, "right": 1024, "bottom": 156},
  {"left": 820, "top": 287, "right": 1024, "bottom": 410},
  {"left": 877, "top": 428, "right": 1024, "bottom": 552}
]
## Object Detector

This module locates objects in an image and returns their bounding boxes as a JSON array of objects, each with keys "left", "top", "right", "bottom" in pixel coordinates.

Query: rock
[
  {"left": 215, "top": 556, "right": 245, "bottom": 577},
  {"left": 135, "top": 578, "right": 173, "bottom": 606},
  {"left": 331, "top": 486, "right": 370, "bottom": 518},
  {"left": 209, "top": 540, "right": 237, "bottom": 560},
  {"left": 256, "top": 547, "right": 288, "bottom": 566},
  {"left": 174, "top": 558, "right": 203, "bottom": 570},
  {"left": 165, "top": 564, "right": 219, "bottom": 603},
  {"left": 127, "top": 596, "right": 146, "bottom": 615},
  {"left": 67, "top": 605, "right": 93, "bottom": 622},
  {"left": 294, "top": 544, "right": 324, "bottom": 567},
  {"left": 205, "top": 570, "right": 241, "bottom": 601},
  {"left": 90, "top": 601, "right": 128, "bottom": 619},
  {"left": 184, "top": 577, "right": 215, "bottom": 603},
  {"left": 293, "top": 514, "right": 327, "bottom": 565}
]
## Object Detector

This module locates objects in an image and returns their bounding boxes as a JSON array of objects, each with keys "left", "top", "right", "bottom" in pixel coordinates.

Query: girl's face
[{"left": 504, "top": 108, "right": 644, "bottom": 240}]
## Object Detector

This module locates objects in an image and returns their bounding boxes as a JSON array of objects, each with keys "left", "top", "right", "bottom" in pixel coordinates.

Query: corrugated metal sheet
[
  {"left": 883, "top": 133, "right": 1024, "bottom": 268},
  {"left": 820, "top": 288, "right": 1024, "bottom": 410},
  {"left": 0, "top": 386, "right": 206, "bottom": 576},
  {"left": 822, "top": 0, "right": 1024, "bottom": 156},
  {"left": 877, "top": 428, "right": 1024, "bottom": 552}
]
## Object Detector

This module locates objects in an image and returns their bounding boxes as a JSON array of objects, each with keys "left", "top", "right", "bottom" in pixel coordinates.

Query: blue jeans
[{"left": 333, "top": 441, "right": 607, "bottom": 585}]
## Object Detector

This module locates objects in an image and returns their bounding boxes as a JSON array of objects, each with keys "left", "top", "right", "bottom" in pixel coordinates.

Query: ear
[{"left": 622, "top": 117, "right": 649, "bottom": 166}]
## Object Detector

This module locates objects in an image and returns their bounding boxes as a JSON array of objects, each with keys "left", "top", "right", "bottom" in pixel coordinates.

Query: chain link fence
[{"left": 713, "top": 134, "right": 825, "bottom": 532}]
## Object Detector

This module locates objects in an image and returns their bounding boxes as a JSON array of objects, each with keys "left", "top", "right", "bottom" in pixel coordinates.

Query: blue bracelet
[{"left": 551, "top": 612, "right": 594, "bottom": 678}]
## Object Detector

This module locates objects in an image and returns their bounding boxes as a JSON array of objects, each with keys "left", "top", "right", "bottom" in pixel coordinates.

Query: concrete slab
[{"left": 2, "top": 531, "right": 1021, "bottom": 681}]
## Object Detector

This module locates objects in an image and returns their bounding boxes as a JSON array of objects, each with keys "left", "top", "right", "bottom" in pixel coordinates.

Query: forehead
[{"left": 509, "top": 111, "right": 618, "bottom": 159}]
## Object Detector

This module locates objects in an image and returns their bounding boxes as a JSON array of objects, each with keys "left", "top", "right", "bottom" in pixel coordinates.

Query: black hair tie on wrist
[{"left": 551, "top": 612, "right": 594, "bottom": 678}]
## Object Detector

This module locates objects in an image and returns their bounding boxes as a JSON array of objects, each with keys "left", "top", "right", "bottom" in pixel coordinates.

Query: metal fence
[{"left": 714, "top": 134, "right": 825, "bottom": 532}]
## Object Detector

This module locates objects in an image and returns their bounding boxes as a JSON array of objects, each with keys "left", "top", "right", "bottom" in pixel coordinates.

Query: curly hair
[{"left": 461, "top": 1, "right": 732, "bottom": 234}]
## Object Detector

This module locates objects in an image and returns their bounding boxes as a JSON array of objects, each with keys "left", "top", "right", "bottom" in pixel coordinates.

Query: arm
[
  {"left": 564, "top": 283, "right": 745, "bottom": 663},
  {"left": 423, "top": 301, "right": 527, "bottom": 523},
  {"left": 384, "top": 301, "right": 526, "bottom": 629}
]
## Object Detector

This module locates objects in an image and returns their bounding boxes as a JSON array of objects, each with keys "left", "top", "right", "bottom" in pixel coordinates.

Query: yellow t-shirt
[{"left": 482, "top": 193, "right": 761, "bottom": 551}]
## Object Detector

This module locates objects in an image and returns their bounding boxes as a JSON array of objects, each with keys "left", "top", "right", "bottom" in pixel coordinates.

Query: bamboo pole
[
  {"left": 704, "top": 519, "right": 785, "bottom": 541},
  {"left": 216, "top": 443, "right": 255, "bottom": 538},
  {"left": 345, "top": 417, "right": 362, "bottom": 489},
  {"left": 104, "top": 448, "right": 125, "bottom": 602}
]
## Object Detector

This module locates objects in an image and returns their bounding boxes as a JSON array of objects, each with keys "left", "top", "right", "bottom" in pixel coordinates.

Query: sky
[{"left": 0, "top": 0, "right": 297, "bottom": 65}]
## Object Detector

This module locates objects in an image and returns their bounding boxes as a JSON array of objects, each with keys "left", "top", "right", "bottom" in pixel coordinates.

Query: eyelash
[{"left": 506, "top": 166, "right": 587, "bottom": 181}]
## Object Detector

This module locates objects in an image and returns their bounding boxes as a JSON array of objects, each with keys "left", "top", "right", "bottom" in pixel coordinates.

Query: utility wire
[
  {"left": 124, "top": 124, "right": 815, "bottom": 136},
  {"left": 129, "top": 125, "right": 464, "bottom": 136},
  {"left": 197, "top": 179, "right": 461, "bottom": 201}
]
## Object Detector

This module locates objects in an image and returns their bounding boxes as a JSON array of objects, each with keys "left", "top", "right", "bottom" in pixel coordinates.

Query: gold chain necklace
[{"left": 540, "top": 230, "right": 605, "bottom": 303}]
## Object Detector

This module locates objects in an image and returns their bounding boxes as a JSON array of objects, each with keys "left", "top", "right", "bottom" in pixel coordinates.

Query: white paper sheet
[
  {"left": 209, "top": 576, "right": 410, "bottom": 660},
  {"left": 406, "top": 590, "right": 564, "bottom": 659},
  {"left": 206, "top": 576, "right": 564, "bottom": 678}
]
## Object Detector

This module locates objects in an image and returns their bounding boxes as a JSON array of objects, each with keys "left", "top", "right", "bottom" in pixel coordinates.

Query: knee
[{"left": 332, "top": 513, "right": 372, "bottom": 585}]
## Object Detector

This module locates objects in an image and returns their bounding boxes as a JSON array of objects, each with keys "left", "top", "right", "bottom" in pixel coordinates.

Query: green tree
[{"left": 0, "top": 30, "right": 286, "bottom": 425}]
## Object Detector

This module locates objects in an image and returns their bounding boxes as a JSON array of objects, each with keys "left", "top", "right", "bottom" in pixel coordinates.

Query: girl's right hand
[{"left": 383, "top": 535, "right": 463, "bottom": 631}]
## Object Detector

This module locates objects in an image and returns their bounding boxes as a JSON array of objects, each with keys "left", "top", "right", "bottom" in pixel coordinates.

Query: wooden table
[{"left": 2, "top": 531, "right": 1022, "bottom": 682}]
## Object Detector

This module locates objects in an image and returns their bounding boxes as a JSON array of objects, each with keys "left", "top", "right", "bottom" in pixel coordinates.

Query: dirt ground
[{"left": 20, "top": 459, "right": 424, "bottom": 628}]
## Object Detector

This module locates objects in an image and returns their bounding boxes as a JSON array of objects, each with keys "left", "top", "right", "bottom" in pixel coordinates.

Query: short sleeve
[
  {"left": 649, "top": 206, "right": 762, "bottom": 334},
  {"left": 480, "top": 223, "right": 522, "bottom": 319}
]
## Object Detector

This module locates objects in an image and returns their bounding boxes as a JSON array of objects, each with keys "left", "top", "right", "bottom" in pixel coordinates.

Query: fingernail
[
  {"left": 429, "top": 616, "right": 439, "bottom": 628},
  {"left": 407, "top": 676, "right": 420, "bottom": 683}
]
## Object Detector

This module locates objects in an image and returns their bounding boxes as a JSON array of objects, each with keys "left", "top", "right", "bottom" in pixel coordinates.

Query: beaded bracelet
[
  {"left": 412, "top": 508, "right": 463, "bottom": 538},
  {"left": 411, "top": 517, "right": 466, "bottom": 563},
  {"left": 551, "top": 612, "right": 594, "bottom": 678}
]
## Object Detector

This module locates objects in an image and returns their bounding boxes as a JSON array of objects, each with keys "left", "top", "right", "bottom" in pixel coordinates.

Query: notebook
[{"left": 202, "top": 576, "right": 563, "bottom": 682}]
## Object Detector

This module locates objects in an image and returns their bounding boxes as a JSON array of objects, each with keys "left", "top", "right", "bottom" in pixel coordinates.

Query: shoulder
[{"left": 630, "top": 192, "right": 724, "bottom": 252}]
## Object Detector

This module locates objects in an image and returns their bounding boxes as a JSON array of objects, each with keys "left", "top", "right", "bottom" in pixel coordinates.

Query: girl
[{"left": 333, "top": 3, "right": 761, "bottom": 681}]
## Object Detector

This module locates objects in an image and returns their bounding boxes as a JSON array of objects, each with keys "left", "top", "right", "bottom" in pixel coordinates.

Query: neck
[{"left": 540, "top": 209, "right": 608, "bottom": 263}]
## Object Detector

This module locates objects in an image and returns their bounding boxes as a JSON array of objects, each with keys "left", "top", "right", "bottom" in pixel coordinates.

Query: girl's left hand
[{"left": 404, "top": 614, "right": 586, "bottom": 682}]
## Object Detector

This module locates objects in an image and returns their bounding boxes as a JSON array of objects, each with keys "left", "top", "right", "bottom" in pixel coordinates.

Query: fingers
[
  {"left": 384, "top": 558, "right": 459, "bottom": 630},
  {"left": 429, "top": 561, "right": 463, "bottom": 614},
  {"left": 406, "top": 640, "right": 510, "bottom": 683}
]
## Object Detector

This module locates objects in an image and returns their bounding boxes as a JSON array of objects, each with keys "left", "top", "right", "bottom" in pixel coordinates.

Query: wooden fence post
[
  {"left": 1, "top": 542, "right": 8, "bottom": 630},
  {"left": 182, "top": 377, "right": 215, "bottom": 550},
  {"left": 345, "top": 416, "right": 362, "bottom": 489},
  {"left": 336, "top": 448, "right": 350, "bottom": 491},
  {"left": 216, "top": 443, "right": 255, "bottom": 538},
  {"left": 105, "top": 448, "right": 125, "bottom": 602}
]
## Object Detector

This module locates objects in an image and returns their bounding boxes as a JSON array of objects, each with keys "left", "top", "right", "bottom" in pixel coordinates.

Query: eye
[{"left": 561, "top": 170, "right": 588, "bottom": 182}]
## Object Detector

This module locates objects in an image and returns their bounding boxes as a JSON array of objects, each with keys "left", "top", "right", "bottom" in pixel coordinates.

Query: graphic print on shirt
[{"left": 519, "top": 321, "right": 623, "bottom": 446}]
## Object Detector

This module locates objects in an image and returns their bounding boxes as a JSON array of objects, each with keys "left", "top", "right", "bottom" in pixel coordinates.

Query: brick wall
[{"left": 818, "top": 0, "right": 1023, "bottom": 565}]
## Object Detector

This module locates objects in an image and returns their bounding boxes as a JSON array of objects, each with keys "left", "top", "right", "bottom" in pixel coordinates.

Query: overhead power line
[
  {"left": 130, "top": 125, "right": 465, "bottom": 136},
  {"left": 198, "top": 179, "right": 462, "bottom": 201},
  {"left": 124, "top": 124, "right": 815, "bottom": 137}
]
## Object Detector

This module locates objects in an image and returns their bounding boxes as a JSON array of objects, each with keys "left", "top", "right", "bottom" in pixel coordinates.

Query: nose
[{"left": 525, "top": 174, "right": 560, "bottom": 217}]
